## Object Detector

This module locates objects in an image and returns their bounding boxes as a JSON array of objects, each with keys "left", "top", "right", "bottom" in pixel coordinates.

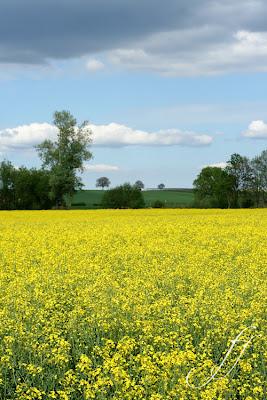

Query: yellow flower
[{"left": 0, "top": 209, "right": 265, "bottom": 398}]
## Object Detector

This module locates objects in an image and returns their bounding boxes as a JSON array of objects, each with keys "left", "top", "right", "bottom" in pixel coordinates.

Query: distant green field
[{"left": 70, "top": 189, "right": 194, "bottom": 209}]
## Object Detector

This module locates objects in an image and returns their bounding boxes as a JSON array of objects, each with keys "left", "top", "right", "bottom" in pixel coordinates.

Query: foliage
[
  {"left": 152, "top": 199, "right": 165, "bottom": 208},
  {"left": 158, "top": 183, "right": 165, "bottom": 190},
  {"left": 193, "top": 150, "right": 267, "bottom": 208},
  {"left": 225, "top": 153, "right": 254, "bottom": 207},
  {"left": 193, "top": 166, "right": 236, "bottom": 208},
  {"left": 0, "top": 160, "right": 16, "bottom": 209},
  {"left": 251, "top": 150, "right": 267, "bottom": 206},
  {"left": 134, "top": 180, "right": 145, "bottom": 190},
  {"left": 36, "top": 110, "right": 92, "bottom": 207},
  {"left": 0, "top": 209, "right": 266, "bottom": 398},
  {"left": 96, "top": 176, "right": 111, "bottom": 189},
  {"left": 102, "top": 183, "right": 145, "bottom": 208},
  {"left": 14, "top": 167, "right": 53, "bottom": 209},
  {"left": 0, "top": 161, "right": 52, "bottom": 209}
]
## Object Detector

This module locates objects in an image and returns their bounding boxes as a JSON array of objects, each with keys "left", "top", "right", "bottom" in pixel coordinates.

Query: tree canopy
[
  {"left": 0, "top": 161, "right": 52, "bottom": 210},
  {"left": 102, "top": 183, "right": 145, "bottom": 209},
  {"left": 36, "top": 110, "right": 92, "bottom": 206},
  {"left": 193, "top": 166, "right": 235, "bottom": 208},
  {"left": 194, "top": 150, "right": 267, "bottom": 208},
  {"left": 134, "top": 180, "right": 145, "bottom": 190},
  {"left": 96, "top": 177, "right": 110, "bottom": 189},
  {"left": 158, "top": 183, "right": 165, "bottom": 190}
]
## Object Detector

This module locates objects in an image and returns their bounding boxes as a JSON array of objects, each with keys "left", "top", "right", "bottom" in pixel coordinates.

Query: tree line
[
  {"left": 0, "top": 110, "right": 148, "bottom": 210},
  {"left": 1, "top": 109, "right": 267, "bottom": 209},
  {"left": 194, "top": 151, "right": 267, "bottom": 208},
  {"left": 95, "top": 177, "right": 165, "bottom": 191},
  {"left": 0, "top": 111, "right": 93, "bottom": 210}
]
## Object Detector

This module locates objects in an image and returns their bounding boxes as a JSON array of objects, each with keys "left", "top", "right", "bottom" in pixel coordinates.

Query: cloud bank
[
  {"left": 89, "top": 123, "right": 213, "bottom": 147},
  {"left": 1, "top": 0, "right": 267, "bottom": 75},
  {"left": 0, "top": 122, "right": 213, "bottom": 152},
  {"left": 109, "top": 29, "right": 267, "bottom": 76}
]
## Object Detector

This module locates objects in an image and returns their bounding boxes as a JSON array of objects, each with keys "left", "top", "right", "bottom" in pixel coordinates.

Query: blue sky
[{"left": 1, "top": 0, "right": 267, "bottom": 188}]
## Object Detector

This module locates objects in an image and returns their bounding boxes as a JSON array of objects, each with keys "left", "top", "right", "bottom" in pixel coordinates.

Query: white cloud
[
  {"left": 204, "top": 162, "right": 227, "bottom": 169},
  {"left": 86, "top": 59, "right": 105, "bottom": 72},
  {"left": 0, "top": 123, "right": 56, "bottom": 151},
  {"left": 84, "top": 163, "right": 119, "bottom": 172},
  {"left": 90, "top": 123, "right": 213, "bottom": 147},
  {"left": 243, "top": 120, "right": 267, "bottom": 138},
  {"left": 0, "top": 122, "right": 213, "bottom": 152}
]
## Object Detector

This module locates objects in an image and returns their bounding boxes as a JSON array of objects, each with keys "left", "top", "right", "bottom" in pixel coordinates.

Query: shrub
[
  {"left": 152, "top": 200, "right": 165, "bottom": 208},
  {"left": 102, "top": 183, "right": 145, "bottom": 209}
]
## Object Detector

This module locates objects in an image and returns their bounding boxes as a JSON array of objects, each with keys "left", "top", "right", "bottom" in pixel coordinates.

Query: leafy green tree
[
  {"left": 0, "top": 162, "right": 53, "bottom": 210},
  {"left": 14, "top": 168, "right": 52, "bottom": 209},
  {"left": 96, "top": 177, "right": 110, "bottom": 189},
  {"left": 158, "top": 183, "right": 165, "bottom": 190},
  {"left": 225, "top": 153, "right": 254, "bottom": 207},
  {"left": 251, "top": 150, "right": 267, "bottom": 206},
  {"left": 0, "top": 160, "right": 16, "bottom": 209},
  {"left": 134, "top": 180, "right": 144, "bottom": 190},
  {"left": 102, "top": 183, "right": 145, "bottom": 209},
  {"left": 193, "top": 166, "right": 235, "bottom": 208},
  {"left": 36, "top": 110, "right": 93, "bottom": 207}
]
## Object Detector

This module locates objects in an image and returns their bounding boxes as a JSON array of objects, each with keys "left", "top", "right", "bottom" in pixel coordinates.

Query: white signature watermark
[{"left": 186, "top": 325, "right": 258, "bottom": 389}]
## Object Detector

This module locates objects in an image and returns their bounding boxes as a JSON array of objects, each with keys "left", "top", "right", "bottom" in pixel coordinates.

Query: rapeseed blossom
[{"left": 0, "top": 209, "right": 266, "bottom": 399}]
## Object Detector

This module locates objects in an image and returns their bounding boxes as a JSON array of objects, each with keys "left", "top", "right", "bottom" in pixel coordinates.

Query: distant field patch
[{"left": 70, "top": 189, "right": 194, "bottom": 209}]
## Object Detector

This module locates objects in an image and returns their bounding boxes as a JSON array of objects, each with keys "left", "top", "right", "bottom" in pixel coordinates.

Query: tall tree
[
  {"left": 225, "top": 153, "right": 254, "bottom": 207},
  {"left": 36, "top": 111, "right": 92, "bottom": 207},
  {"left": 251, "top": 150, "right": 267, "bottom": 206}
]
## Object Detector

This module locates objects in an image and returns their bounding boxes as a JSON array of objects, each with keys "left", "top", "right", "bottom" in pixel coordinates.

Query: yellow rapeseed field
[{"left": 0, "top": 209, "right": 266, "bottom": 400}]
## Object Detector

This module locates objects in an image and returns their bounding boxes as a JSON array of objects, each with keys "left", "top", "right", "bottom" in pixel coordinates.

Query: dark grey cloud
[
  {"left": 1, "top": 0, "right": 267, "bottom": 75},
  {"left": 0, "top": 0, "right": 199, "bottom": 63}
]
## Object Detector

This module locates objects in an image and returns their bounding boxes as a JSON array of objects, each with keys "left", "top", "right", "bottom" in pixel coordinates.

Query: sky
[{"left": 1, "top": 0, "right": 267, "bottom": 188}]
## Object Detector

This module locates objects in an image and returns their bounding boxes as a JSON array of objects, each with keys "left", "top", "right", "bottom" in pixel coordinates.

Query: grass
[{"left": 70, "top": 189, "right": 194, "bottom": 209}]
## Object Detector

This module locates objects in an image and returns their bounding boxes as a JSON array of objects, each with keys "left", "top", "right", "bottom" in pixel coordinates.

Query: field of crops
[
  {"left": 0, "top": 210, "right": 266, "bottom": 399},
  {"left": 70, "top": 189, "right": 194, "bottom": 209}
]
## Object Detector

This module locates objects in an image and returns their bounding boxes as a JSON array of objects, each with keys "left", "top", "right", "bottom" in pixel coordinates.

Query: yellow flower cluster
[{"left": 0, "top": 209, "right": 266, "bottom": 399}]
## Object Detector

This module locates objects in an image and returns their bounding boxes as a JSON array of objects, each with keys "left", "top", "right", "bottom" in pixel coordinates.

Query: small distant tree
[
  {"left": 158, "top": 183, "right": 165, "bottom": 190},
  {"left": 102, "top": 183, "right": 145, "bottom": 209},
  {"left": 96, "top": 177, "right": 110, "bottom": 190},
  {"left": 134, "top": 180, "right": 144, "bottom": 190}
]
